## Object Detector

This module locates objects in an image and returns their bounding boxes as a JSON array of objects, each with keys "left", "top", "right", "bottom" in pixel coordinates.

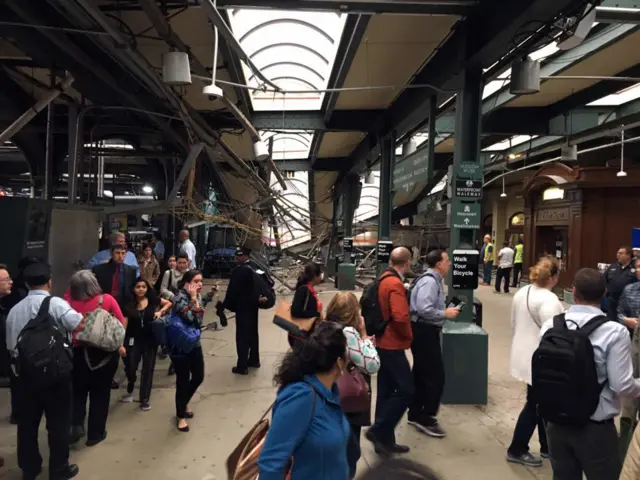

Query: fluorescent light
[
  {"left": 483, "top": 135, "right": 538, "bottom": 152},
  {"left": 103, "top": 190, "right": 113, "bottom": 198},
  {"left": 142, "top": 185, "right": 154, "bottom": 194},
  {"left": 588, "top": 83, "right": 640, "bottom": 107}
]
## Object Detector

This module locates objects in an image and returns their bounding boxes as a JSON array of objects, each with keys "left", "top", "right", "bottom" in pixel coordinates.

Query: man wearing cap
[
  {"left": 6, "top": 262, "right": 82, "bottom": 480},
  {"left": 222, "top": 246, "right": 265, "bottom": 375}
]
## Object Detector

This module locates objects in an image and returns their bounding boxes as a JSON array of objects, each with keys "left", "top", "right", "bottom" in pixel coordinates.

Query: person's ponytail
[{"left": 295, "top": 262, "right": 323, "bottom": 290}]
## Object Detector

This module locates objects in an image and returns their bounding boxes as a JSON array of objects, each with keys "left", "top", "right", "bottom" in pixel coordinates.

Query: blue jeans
[
  {"left": 483, "top": 261, "right": 494, "bottom": 284},
  {"left": 371, "top": 349, "right": 414, "bottom": 445}
]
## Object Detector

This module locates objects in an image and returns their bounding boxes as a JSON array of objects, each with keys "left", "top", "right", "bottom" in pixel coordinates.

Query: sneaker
[
  {"left": 120, "top": 393, "right": 133, "bottom": 403},
  {"left": 506, "top": 452, "right": 543, "bottom": 467},
  {"left": 141, "top": 403, "right": 151, "bottom": 412},
  {"left": 541, "top": 451, "right": 550, "bottom": 459}
]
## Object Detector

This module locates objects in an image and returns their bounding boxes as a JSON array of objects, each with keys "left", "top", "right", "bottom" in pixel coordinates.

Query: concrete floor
[{"left": 0, "top": 284, "right": 552, "bottom": 480}]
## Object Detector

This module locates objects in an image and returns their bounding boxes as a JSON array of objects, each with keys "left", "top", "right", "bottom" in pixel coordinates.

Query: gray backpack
[{"left": 76, "top": 295, "right": 125, "bottom": 354}]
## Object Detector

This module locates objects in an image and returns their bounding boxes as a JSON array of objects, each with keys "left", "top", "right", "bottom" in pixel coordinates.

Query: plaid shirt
[{"left": 617, "top": 282, "right": 640, "bottom": 323}]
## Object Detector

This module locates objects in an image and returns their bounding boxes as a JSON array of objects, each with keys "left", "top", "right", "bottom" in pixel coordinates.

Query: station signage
[
  {"left": 455, "top": 179, "right": 483, "bottom": 198},
  {"left": 376, "top": 240, "right": 394, "bottom": 265},
  {"left": 393, "top": 148, "right": 428, "bottom": 193},
  {"left": 451, "top": 249, "right": 480, "bottom": 290},
  {"left": 343, "top": 237, "right": 353, "bottom": 253},
  {"left": 451, "top": 202, "right": 481, "bottom": 230}
]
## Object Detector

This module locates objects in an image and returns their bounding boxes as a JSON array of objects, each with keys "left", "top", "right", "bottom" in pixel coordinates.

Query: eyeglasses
[{"left": 0, "top": 276, "right": 11, "bottom": 283}]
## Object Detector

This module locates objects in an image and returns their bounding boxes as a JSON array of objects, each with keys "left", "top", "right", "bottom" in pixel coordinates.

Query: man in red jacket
[{"left": 366, "top": 247, "right": 414, "bottom": 456}]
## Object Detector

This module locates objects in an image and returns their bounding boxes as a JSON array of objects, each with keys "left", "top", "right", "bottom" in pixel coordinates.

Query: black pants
[
  {"left": 72, "top": 346, "right": 119, "bottom": 442},
  {"left": 547, "top": 420, "right": 621, "bottom": 480},
  {"left": 171, "top": 346, "right": 204, "bottom": 418},
  {"left": 512, "top": 263, "right": 523, "bottom": 287},
  {"left": 346, "top": 423, "right": 361, "bottom": 479},
  {"left": 606, "top": 297, "right": 618, "bottom": 322},
  {"left": 409, "top": 323, "right": 444, "bottom": 420},
  {"left": 370, "top": 348, "right": 414, "bottom": 445},
  {"left": 495, "top": 267, "right": 512, "bottom": 293},
  {"left": 124, "top": 336, "right": 157, "bottom": 404},
  {"left": 507, "top": 384, "right": 548, "bottom": 456},
  {"left": 235, "top": 308, "right": 260, "bottom": 370},
  {"left": 17, "top": 377, "right": 72, "bottom": 477},
  {"left": 10, "top": 367, "right": 20, "bottom": 422}
]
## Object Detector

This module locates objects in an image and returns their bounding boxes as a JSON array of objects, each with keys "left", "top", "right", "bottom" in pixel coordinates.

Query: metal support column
[
  {"left": 427, "top": 95, "right": 437, "bottom": 181},
  {"left": 43, "top": 69, "right": 55, "bottom": 200},
  {"left": 67, "top": 105, "right": 78, "bottom": 204},
  {"left": 376, "top": 132, "right": 395, "bottom": 275},
  {"left": 442, "top": 67, "right": 488, "bottom": 406},
  {"left": 337, "top": 172, "right": 361, "bottom": 290}
]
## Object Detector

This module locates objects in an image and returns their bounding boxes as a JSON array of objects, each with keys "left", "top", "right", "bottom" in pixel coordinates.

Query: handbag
[
  {"left": 337, "top": 364, "right": 370, "bottom": 413},
  {"left": 150, "top": 315, "right": 169, "bottom": 346},
  {"left": 272, "top": 299, "right": 318, "bottom": 338},
  {"left": 226, "top": 384, "right": 317, "bottom": 480},
  {"left": 166, "top": 314, "right": 201, "bottom": 354}
]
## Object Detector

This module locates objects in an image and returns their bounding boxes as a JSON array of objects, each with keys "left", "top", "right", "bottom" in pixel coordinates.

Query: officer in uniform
[
  {"left": 604, "top": 246, "right": 636, "bottom": 322},
  {"left": 222, "top": 247, "right": 265, "bottom": 375}
]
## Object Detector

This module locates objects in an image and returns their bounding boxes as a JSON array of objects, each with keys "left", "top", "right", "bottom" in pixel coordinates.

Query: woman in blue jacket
[{"left": 258, "top": 321, "right": 351, "bottom": 480}]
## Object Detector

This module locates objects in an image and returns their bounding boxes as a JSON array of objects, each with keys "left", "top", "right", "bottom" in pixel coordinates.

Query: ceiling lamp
[
  {"left": 253, "top": 140, "right": 269, "bottom": 161},
  {"left": 510, "top": 56, "right": 541, "bottom": 95},
  {"left": 561, "top": 143, "right": 578, "bottom": 162},
  {"left": 162, "top": 51, "right": 192, "bottom": 86},
  {"left": 142, "top": 185, "right": 154, "bottom": 194},
  {"left": 500, "top": 174, "right": 507, "bottom": 198},
  {"left": 364, "top": 171, "right": 375, "bottom": 184},
  {"left": 202, "top": 25, "right": 224, "bottom": 99},
  {"left": 618, "top": 128, "right": 628, "bottom": 177}
]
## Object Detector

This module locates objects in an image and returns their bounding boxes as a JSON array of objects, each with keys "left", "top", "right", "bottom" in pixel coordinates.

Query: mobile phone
[{"left": 457, "top": 301, "right": 467, "bottom": 310}]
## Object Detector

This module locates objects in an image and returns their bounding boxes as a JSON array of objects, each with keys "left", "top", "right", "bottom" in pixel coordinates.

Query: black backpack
[
  {"left": 360, "top": 269, "right": 400, "bottom": 337},
  {"left": 532, "top": 313, "right": 607, "bottom": 427},
  {"left": 245, "top": 264, "right": 276, "bottom": 310},
  {"left": 16, "top": 296, "right": 73, "bottom": 389}
]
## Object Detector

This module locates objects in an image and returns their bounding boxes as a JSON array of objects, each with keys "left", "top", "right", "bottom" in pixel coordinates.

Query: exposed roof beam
[
  {"left": 216, "top": 0, "right": 477, "bottom": 16},
  {"left": 341, "top": 0, "right": 590, "bottom": 182},
  {"left": 253, "top": 109, "right": 382, "bottom": 131},
  {"left": 218, "top": 9, "right": 252, "bottom": 117}
]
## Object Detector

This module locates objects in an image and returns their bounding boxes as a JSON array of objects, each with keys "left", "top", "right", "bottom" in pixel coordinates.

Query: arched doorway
[{"left": 506, "top": 212, "right": 524, "bottom": 246}]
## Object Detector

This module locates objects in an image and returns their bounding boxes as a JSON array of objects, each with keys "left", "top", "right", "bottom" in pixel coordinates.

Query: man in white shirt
[
  {"left": 495, "top": 241, "right": 515, "bottom": 294},
  {"left": 178, "top": 229, "right": 197, "bottom": 269},
  {"left": 540, "top": 268, "right": 640, "bottom": 479}
]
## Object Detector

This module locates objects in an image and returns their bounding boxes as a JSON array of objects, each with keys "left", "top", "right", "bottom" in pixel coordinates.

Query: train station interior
[{"left": 1, "top": 0, "right": 640, "bottom": 479}]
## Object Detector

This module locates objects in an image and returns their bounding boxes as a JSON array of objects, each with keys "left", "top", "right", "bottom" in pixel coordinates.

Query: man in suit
[{"left": 92, "top": 245, "right": 137, "bottom": 389}]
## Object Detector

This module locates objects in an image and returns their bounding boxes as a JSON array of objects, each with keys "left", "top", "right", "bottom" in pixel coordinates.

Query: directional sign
[
  {"left": 452, "top": 202, "right": 481, "bottom": 230},
  {"left": 455, "top": 179, "right": 483, "bottom": 198},
  {"left": 393, "top": 148, "right": 428, "bottom": 193},
  {"left": 459, "top": 162, "right": 483, "bottom": 181},
  {"left": 451, "top": 249, "right": 480, "bottom": 290}
]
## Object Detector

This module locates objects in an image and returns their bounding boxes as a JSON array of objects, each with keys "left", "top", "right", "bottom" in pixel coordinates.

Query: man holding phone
[{"left": 408, "top": 249, "right": 459, "bottom": 438}]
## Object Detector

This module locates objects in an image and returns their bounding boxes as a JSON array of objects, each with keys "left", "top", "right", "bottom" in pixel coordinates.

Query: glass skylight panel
[
  {"left": 587, "top": 83, "right": 640, "bottom": 106},
  {"left": 482, "top": 135, "right": 538, "bottom": 152},
  {"left": 228, "top": 9, "right": 346, "bottom": 111},
  {"left": 260, "top": 130, "right": 313, "bottom": 160}
]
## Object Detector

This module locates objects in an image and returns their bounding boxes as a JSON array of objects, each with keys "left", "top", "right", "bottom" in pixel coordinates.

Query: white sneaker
[{"left": 120, "top": 393, "right": 133, "bottom": 403}]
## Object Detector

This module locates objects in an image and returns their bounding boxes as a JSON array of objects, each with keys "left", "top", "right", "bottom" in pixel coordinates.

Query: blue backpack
[{"left": 166, "top": 314, "right": 201, "bottom": 354}]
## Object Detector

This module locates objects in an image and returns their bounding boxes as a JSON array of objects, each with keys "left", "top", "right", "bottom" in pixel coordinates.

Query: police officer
[
  {"left": 222, "top": 247, "right": 266, "bottom": 375},
  {"left": 604, "top": 246, "right": 636, "bottom": 322}
]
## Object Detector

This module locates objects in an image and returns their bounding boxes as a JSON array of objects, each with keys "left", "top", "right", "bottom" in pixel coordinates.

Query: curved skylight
[{"left": 229, "top": 9, "right": 347, "bottom": 111}]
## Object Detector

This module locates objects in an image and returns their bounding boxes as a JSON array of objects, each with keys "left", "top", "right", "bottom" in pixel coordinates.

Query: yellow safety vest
[
  {"left": 484, "top": 242, "right": 495, "bottom": 262},
  {"left": 515, "top": 244, "right": 524, "bottom": 264}
]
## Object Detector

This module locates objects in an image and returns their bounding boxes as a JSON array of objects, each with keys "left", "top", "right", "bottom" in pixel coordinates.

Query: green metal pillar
[
  {"left": 376, "top": 132, "right": 395, "bottom": 276},
  {"left": 337, "top": 173, "right": 360, "bottom": 290},
  {"left": 442, "top": 67, "right": 488, "bottom": 406}
]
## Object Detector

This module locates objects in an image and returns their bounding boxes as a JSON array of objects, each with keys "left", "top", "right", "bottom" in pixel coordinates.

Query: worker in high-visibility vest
[
  {"left": 512, "top": 239, "right": 524, "bottom": 288},
  {"left": 482, "top": 234, "right": 495, "bottom": 286}
]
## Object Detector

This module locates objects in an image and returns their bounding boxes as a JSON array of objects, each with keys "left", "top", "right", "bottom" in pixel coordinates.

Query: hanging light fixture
[
  {"left": 365, "top": 171, "right": 375, "bottom": 184},
  {"left": 500, "top": 174, "right": 507, "bottom": 198},
  {"left": 510, "top": 56, "right": 541, "bottom": 95},
  {"left": 202, "top": 25, "right": 224, "bottom": 99},
  {"left": 253, "top": 140, "right": 269, "bottom": 161},
  {"left": 163, "top": 51, "right": 192, "bottom": 86},
  {"left": 618, "top": 128, "right": 628, "bottom": 177}
]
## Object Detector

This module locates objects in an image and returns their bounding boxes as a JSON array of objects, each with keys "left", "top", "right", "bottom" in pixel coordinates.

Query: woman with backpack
[
  {"left": 171, "top": 269, "right": 216, "bottom": 432},
  {"left": 506, "top": 256, "right": 564, "bottom": 467},
  {"left": 258, "top": 321, "right": 351, "bottom": 480},
  {"left": 64, "top": 270, "right": 127, "bottom": 447},
  {"left": 120, "top": 278, "right": 172, "bottom": 411},
  {"left": 288, "top": 263, "right": 324, "bottom": 348},
  {"left": 326, "top": 292, "right": 380, "bottom": 479}
]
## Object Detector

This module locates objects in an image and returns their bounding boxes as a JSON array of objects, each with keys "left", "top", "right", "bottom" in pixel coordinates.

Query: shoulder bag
[{"left": 337, "top": 363, "right": 370, "bottom": 413}]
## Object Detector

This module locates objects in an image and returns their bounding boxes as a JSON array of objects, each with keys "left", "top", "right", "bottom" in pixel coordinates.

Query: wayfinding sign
[
  {"left": 451, "top": 249, "right": 479, "bottom": 290},
  {"left": 393, "top": 148, "right": 428, "bottom": 193},
  {"left": 455, "top": 179, "right": 482, "bottom": 198},
  {"left": 452, "top": 202, "right": 481, "bottom": 230},
  {"left": 459, "top": 162, "right": 483, "bottom": 181}
]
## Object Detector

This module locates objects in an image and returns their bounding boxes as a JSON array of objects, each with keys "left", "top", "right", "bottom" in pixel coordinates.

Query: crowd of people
[{"left": 3, "top": 226, "right": 640, "bottom": 480}]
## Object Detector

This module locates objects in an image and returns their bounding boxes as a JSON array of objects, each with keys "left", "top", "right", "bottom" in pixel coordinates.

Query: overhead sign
[
  {"left": 451, "top": 249, "right": 480, "bottom": 290},
  {"left": 459, "top": 162, "right": 483, "bottom": 181},
  {"left": 393, "top": 148, "right": 428, "bottom": 193},
  {"left": 376, "top": 240, "right": 394, "bottom": 265},
  {"left": 455, "top": 179, "right": 483, "bottom": 198},
  {"left": 452, "top": 203, "right": 481, "bottom": 230}
]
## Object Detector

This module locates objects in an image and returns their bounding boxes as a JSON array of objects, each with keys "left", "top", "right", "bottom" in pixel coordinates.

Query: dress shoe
[
  {"left": 69, "top": 425, "right": 85, "bottom": 445},
  {"left": 232, "top": 366, "right": 249, "bottom": 375},
  {"left": 50, "top": 464, "right": 79, "bottom": 480},
  {"left": 248, "top": 362, "right": 261, "bottom": 368},
  {"left": 86, "top": 431, "right": 107, "bottom": 447}
]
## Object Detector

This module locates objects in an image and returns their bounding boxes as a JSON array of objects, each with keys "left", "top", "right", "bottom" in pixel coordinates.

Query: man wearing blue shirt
[{"left": 86, "top": 232, "right": 140, "bottom": 277}]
